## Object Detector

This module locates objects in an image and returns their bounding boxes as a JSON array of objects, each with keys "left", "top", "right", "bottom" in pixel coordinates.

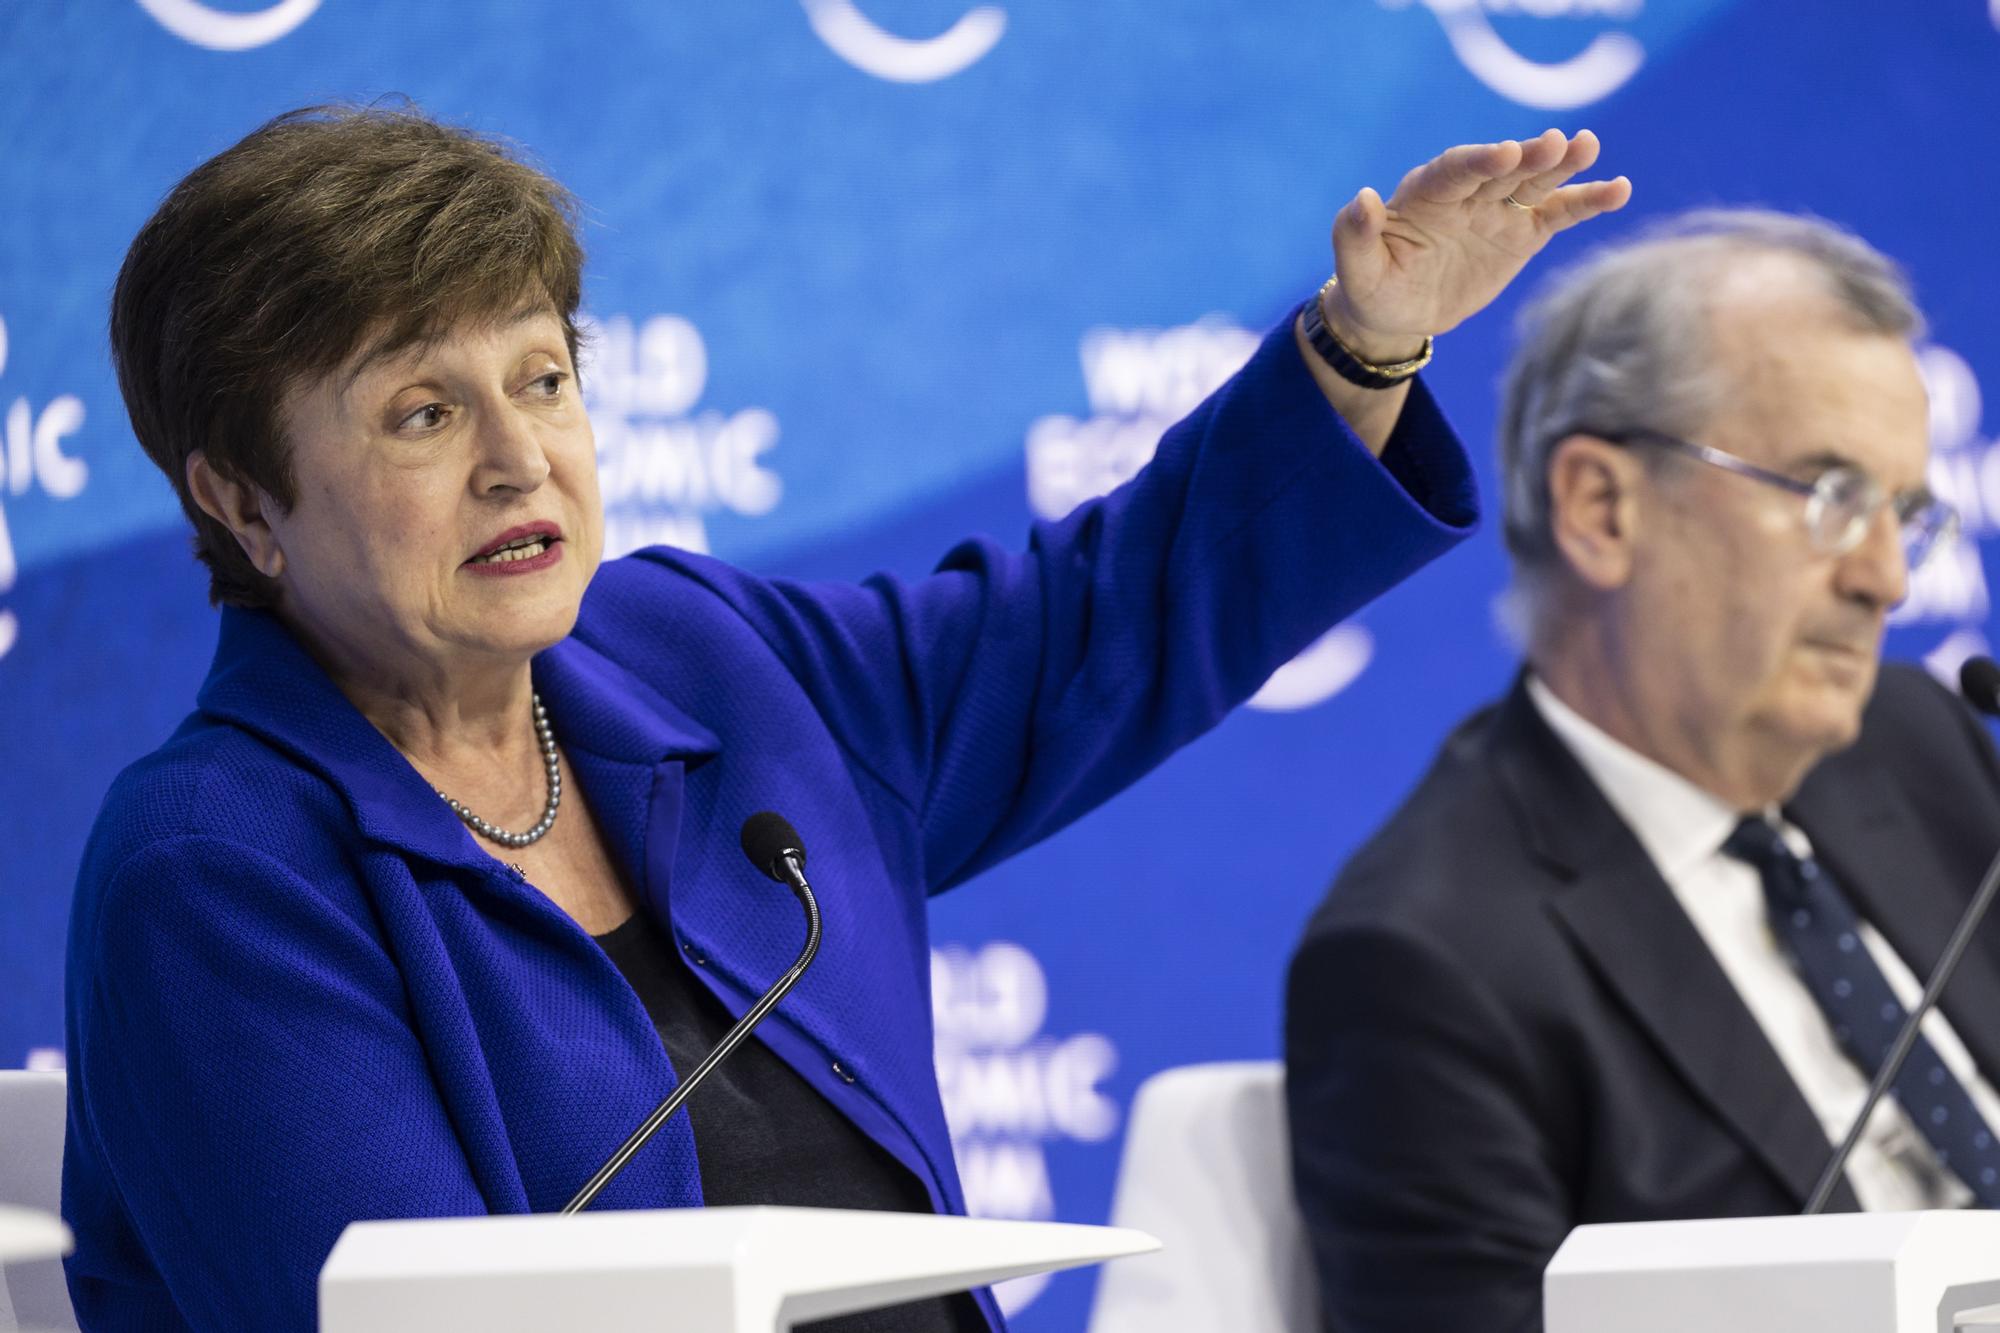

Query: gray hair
[{"left": 1498, "top": 209, "right": 1923, "bottom": 575}]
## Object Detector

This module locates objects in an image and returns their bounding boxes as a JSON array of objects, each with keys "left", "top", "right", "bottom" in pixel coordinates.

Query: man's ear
[
  {"left": 1545, "top": 434, "right": 1645, "bottom": 592},
  {"left": 186, "top": 451, "right": 285, "bottom": 580}
]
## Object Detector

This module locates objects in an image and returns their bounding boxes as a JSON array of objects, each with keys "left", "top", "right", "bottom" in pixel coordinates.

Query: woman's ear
[
  {"left": 1545, "top": 434, "right": 1646, "bottom": 592},
  {"left": 186, "top": 451, "right": 285, "bottom": 580}
]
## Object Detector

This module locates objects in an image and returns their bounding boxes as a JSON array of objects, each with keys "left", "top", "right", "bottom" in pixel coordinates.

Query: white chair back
[
  {"left": 0, "top": 1071, "right": 77, "bottom": 1332},
  {"left": 1087, "top": 1061, "right": 1316, "bottom": 1333}
]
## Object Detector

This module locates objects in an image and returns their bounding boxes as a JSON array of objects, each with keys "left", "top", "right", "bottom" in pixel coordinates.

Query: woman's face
[{"left": 264, "top": 304, "right": 603, "bottom": 687}]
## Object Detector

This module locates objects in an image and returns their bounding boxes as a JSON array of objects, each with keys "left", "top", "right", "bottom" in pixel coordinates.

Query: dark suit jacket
[{"left": 1284, "top": 664, "right": 2000, "bottom": 1332}]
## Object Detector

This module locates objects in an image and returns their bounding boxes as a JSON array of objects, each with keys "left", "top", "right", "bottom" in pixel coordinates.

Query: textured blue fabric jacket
[{"left": 62, "top": 314, "right": 1475, "bottom": 1331}]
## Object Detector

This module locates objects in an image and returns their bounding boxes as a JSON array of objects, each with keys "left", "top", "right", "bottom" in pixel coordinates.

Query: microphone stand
[
  {"left": 1804, "top": 663, "right": 2000, "bottom": 1212},
  {"left": 562, "top": 849, "right": 821, "bottom": 1214},
  {"left": 1804, "top": 847, "right": 2000, "bottom": 1212}
]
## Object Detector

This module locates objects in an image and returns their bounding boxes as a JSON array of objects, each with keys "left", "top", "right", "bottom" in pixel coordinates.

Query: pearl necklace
[{"left": 436, "top": 693, "right": 561, "bottom": 850}]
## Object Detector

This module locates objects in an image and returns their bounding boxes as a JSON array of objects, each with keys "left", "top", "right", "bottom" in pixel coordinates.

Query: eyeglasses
[{"left": 1601, "top": 428, "right": 1960, "bottom": 573}]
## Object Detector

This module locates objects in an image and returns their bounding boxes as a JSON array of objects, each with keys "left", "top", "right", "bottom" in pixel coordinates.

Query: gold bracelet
[{"left": 1303, "top": 275, "right": 1433, "bottom": 388}]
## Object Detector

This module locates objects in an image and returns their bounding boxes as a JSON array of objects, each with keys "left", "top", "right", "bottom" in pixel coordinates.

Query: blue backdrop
[{"left": 5, "top": 2, "right": 2000, "bottom": 1325}]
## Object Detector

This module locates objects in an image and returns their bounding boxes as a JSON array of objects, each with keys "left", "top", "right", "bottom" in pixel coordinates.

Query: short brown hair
[{"left": 112, "top": 103, "right": 586, "bottom": 608}]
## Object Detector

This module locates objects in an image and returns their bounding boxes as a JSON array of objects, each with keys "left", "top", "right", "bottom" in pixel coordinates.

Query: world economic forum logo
[
  {"left": 1378, "top": 0, "right": 1646, "bottom": 110},
  {"left": 933, "top": 941, "right": 1120, "bottom": 1316},
  {"left": 135, "top": 0, "right": 1007, "bottom": 73},
  {"left": 1900, "top": 344, "right": 2000, "bottom": 682},
  {"left": 133, "top": 0, "right": 320, "bottom": 50},
  {"left": 1024, "top": 314, "right": 1375, "bottom": 712},
  {"left": 0, "top": 313, "right": 91, "bottom": 663},
  {"left": 799, "top": 0, "right": 1005, "bottom": 82},
  {"left": 583, "top": 312, "right": 784, "bottom": 559}
]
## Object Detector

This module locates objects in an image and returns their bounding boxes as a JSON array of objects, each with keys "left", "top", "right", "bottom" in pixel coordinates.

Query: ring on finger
[{"left": 1502, "top": 193, "right": 1534, "bottom": 211}]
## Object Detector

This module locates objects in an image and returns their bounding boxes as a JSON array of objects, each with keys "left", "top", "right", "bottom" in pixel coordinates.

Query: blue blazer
[{"left": 62, "top": 313, "right": 1475, "bottom": 1332}]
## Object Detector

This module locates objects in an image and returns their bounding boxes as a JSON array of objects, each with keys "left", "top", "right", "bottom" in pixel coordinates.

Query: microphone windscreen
[
  {"left": 740, "top": 811, "right": 806, "bottom": 881},
  {"left": 1962, "top": 656, "right": 2000, "bottom": 718}
]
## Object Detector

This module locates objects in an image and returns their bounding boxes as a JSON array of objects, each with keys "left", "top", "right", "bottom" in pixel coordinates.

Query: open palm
[{"left": 1325, "top": 129, "right": 1632, "bottom": 346}]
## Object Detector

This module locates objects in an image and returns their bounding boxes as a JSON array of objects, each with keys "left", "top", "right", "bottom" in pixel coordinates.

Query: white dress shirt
[{"left": 1528, "top": 675, "right": 2000, "bottom": 1211}]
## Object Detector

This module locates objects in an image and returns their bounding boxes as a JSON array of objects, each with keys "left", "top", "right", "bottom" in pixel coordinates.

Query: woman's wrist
[
  {"left": 1317, "top": 277, "right": 1429, "bottom": 367},
  {"left": 1301, "top": 277, "right": 1433, "bottom": 396}
]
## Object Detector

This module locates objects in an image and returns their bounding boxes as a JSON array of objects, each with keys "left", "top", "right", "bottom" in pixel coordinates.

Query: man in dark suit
[{"left": 1285, "top": 210, "right": 1992, "bottom": 1332}]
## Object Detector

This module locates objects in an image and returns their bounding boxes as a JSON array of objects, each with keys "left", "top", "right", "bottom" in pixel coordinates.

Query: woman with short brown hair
[{"left": 63, "top": 103, "right": 1626, "bottom": 1331}]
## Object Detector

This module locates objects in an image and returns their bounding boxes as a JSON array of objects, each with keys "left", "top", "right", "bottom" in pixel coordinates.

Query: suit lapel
[
  {"left": 1791, "top": 759, "right": 2000, "bottom": 1088},
  {"left": 1490, "top": 679, "right": 1860, "bottom": 1212}
]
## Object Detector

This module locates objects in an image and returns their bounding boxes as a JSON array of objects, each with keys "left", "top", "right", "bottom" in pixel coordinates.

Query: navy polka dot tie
[{"left": 1722, "top": 815, "right": 2000, "bottom": 1207}]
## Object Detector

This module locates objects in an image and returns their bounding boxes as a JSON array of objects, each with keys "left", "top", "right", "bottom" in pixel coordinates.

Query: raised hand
[{"left": 1322, "top": 129, "right": 1631, "bottom": 362}]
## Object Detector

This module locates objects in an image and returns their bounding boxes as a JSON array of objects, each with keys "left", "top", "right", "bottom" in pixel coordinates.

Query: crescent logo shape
[
  {"left": 1926, "top": 628, "right": 1991, "bottom": 688},
  {"left": 0, "top": 314, "right": 13, "bottom": 660},
  {"left": 1920, "top": 345, "right": 1984, "bottom": 454},
  {"left": 133, "top": 0, "right": 321, "bottom": 51},
  {"left": 1247, "top": 624, "right": 1374, "bottom": 713},
  {"left": 1434, "top": 7, "right": 1644, "bottom": 110},
  {"left": 799, "top": 0, "right": 1006, "bottom": 83}
]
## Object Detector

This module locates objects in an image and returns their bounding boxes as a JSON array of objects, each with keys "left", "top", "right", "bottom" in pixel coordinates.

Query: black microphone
[
  {"left": 1802, "top": 656, "right": 2000, "bottom": 1213},
  {"left": 1961, "top": 655, "right": 2000, "bottom": 718},
  {"left": 562, "top": 811, "right": 824, "bottom": 1214},
  {"left": 740, "top": 809, "right": 809, "bottom": 889}
]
